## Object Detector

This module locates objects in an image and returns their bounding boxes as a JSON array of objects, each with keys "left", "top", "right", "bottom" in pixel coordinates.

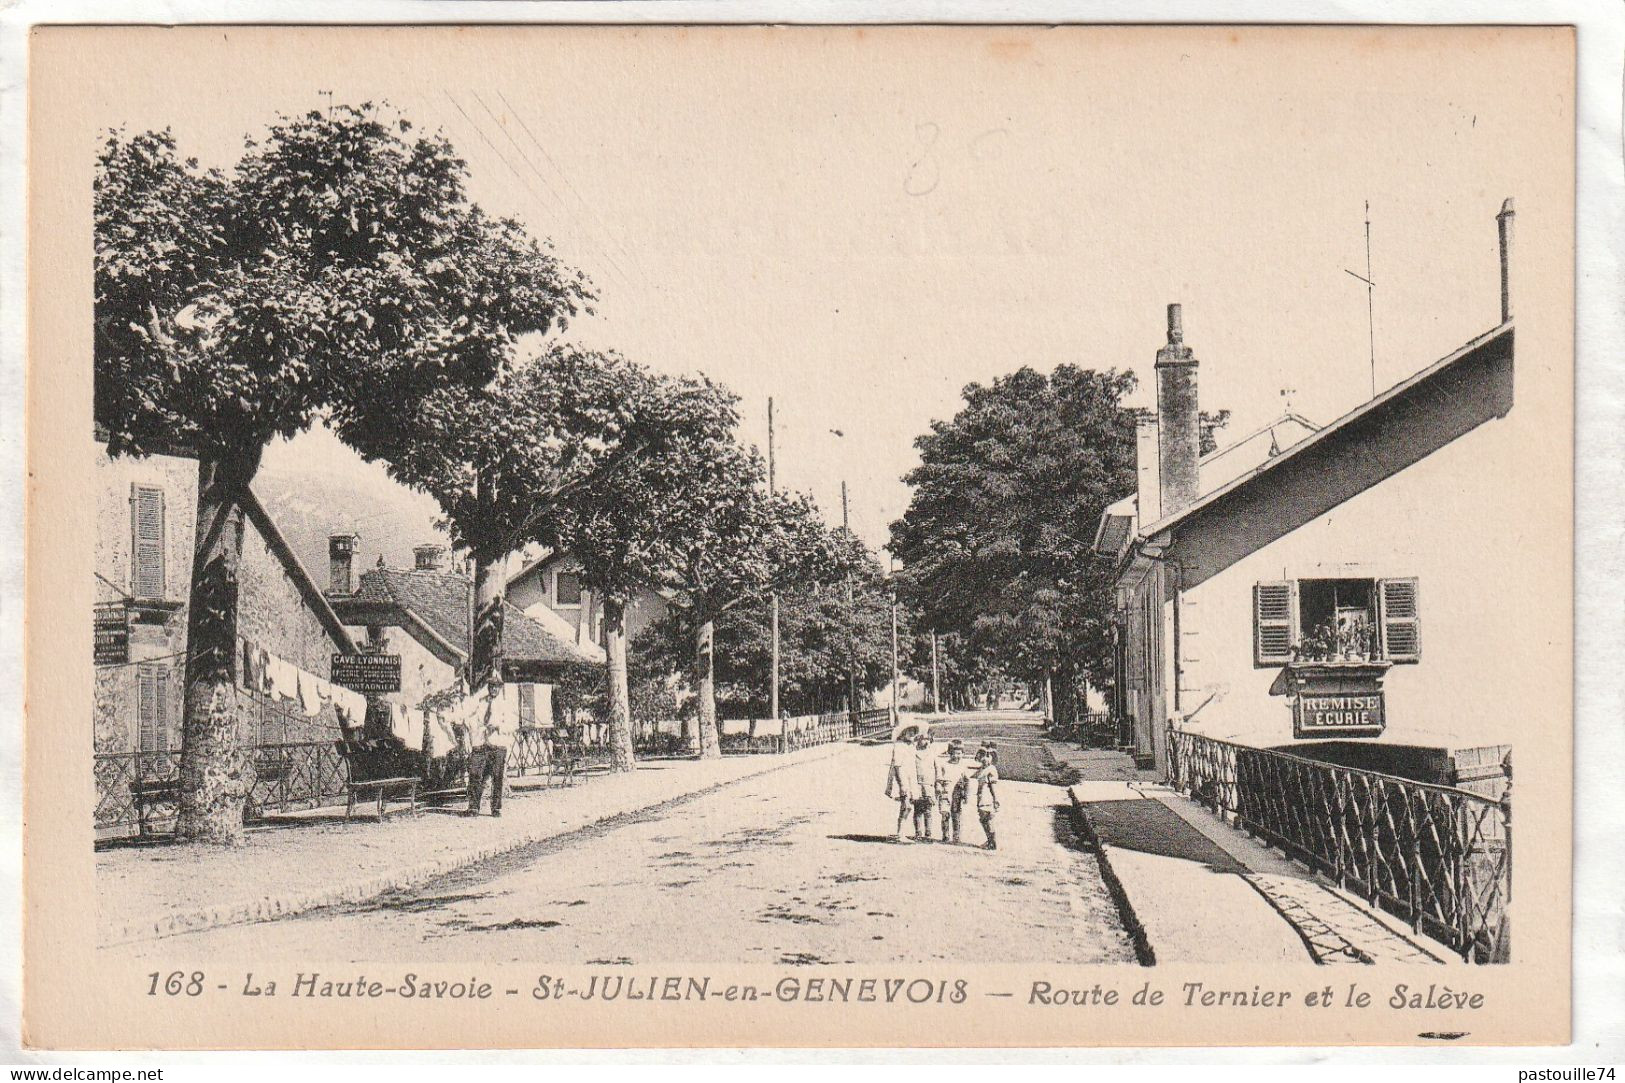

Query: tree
[
  {"left": 551, "top": 369, "right": 736, "bottom": 771},
  {"left": 633, "top": 523, "right": 897, "bottom": 718},
  {"left": 637, "top": 426, "right": 834, "bottom": 757},
  {"left": 339, "top": 345, "right": 653, "bottom": 705},
  {"left": 95, "top": 107, "right": 590, "bottom": 843},
  {"left": 889, "top": 365, "right": 1152, "bottom": 718}
]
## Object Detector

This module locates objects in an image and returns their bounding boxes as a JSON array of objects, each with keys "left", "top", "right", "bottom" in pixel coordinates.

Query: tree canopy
[{"left": 890, "top": 365, "right": 1139, "bottom": 690}]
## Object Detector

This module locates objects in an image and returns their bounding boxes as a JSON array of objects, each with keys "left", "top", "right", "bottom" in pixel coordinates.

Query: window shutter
[
  {"left": 154, "top": 668, "right": 170, "bottom": 751},
  {"left": 1253, "top": 581, "right": 1295, "bottom": 666},
  {"left": 517, "top": 683, "right": 536, "bottom": 727},
  {"left": 1378, "top": 577, "right": 1420, "bottom": 663},
  {"left": 130, "top": 486, "right": 166, "bottom": 598},
  {"left": 136, "top": 666, "right": 158, "bottom": 753}
]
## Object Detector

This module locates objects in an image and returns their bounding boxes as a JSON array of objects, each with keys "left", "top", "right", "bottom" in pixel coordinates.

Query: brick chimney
[
  {"left": 414, "top": 543, "right": 447, "bottom": 572},
  {"left": 328, "top": 533, "right": 359, "bottom": 595},
  {"left": 1155, "top": 303, "right": 1201, "bottom": 516}
]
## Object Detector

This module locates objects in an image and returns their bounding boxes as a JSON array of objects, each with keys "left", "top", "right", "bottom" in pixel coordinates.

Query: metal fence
[
  {"left": 95, "top": 741, "right": 350, "bottom": 840},
  {"left": 1166, "top": 726, "right": 1510, "bottom": 962},
  {"left": 853, "top": 707, "right": 894, "bottom": 741},
  {"left": 509, "top": 726, "right": 616, "bottom": 783}
]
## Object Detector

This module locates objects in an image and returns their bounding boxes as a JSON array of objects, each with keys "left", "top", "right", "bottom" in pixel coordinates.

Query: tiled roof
[{"left": 342, "top": 567, "right": 600, "bottom": 668}]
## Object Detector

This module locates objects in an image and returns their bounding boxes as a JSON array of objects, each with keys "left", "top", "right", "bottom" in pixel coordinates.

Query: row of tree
[{"left": 96, "top": 104, "right": 870, "bottom": 844}]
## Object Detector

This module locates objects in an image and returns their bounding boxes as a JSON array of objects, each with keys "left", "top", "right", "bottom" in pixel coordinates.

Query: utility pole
[
  {"left": 888, "top": 557, "right": 900, "bottom": 725},
  {"left": 842, "top": 479, "right": 858, "bottom": 726},
  {"left": 1344, "top": 200, "right": 1377, "bottom": 398},
  {"left": 930, "top": 630, "right": 940, "bottom": 715},
  {"left": 768, "top": 398, "right": 779, "bottom": 727}
]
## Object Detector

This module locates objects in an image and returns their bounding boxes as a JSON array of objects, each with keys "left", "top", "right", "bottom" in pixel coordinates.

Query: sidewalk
[
  {"left": 96, "top": 741, "right": 854, "bottom": 948},
  {"left": 1061, "top": 743, "right": 1448, "bottom": 966}
]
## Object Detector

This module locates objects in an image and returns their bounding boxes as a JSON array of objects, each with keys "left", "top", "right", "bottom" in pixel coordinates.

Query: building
[
  {"left": 325, "top": 539, "right": 605, "bottom": 748},
  {"left": 94, "top": 438, "right": 368, "bottom": 837},
  {"left": 94, "top": 439, "right": 360, "bottom": 761},
  {"left": 506, "top": 549, "right": 670, "bottom": 652},
  {"left": 1095, "top": 200, "right": 1523, "bottom": 787}
]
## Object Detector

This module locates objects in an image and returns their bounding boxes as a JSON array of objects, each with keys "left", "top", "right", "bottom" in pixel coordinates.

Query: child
[
  {"left": 938, "top": 739, "right": 972, "bottom": 843},
  {"left": 886, "top": 733, "right": 914, "bottom": 842},
  {"left": 973, "top": 746, "right": 1001, "bottom": 850},
  {"left": 909, "top": 733, "right": 942, "bottom": 841}
]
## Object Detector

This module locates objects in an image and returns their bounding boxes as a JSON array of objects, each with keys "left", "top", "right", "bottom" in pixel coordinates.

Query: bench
[
  {"left": 344, "top": 776, "right": 420, "bottom": 820},
  {"left": 131, "top": 777, "right": 181, "bottom": 837}
]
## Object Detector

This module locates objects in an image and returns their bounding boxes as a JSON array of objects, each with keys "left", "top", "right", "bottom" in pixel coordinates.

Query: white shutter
[
  {"left": 1378, "top": 577, "right": 1420, "bottom": 663},
  {"left": 1253, "top": 581, "right": 1296, "bottom": 666},
  {"left": 130, "top": 486, "right": 166, "bottom": 598}
]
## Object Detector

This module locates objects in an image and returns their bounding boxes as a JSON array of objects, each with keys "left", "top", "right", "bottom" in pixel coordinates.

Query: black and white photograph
[{"left": 19, "top": 21, "right": 1580, "bottom": 1051}]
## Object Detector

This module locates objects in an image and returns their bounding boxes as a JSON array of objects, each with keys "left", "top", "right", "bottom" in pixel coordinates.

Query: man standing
[{"left": 467, "top": 682, "right": 514, "bottom": 817}]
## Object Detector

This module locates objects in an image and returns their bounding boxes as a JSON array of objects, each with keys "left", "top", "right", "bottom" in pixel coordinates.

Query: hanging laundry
[
  {"left": 330, "top": 684, "right": 366, "bottom": 728},
  {"left": 397, "top": 706, "right": 425, "bottom": 752},
  {"left": 296, "top": 670, "right": 322, "bottom": 718},
  {"left": 264, "top": 653, "right": 297, "bottom": 701}
]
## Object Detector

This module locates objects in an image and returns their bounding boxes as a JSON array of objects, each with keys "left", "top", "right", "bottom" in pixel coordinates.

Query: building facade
[{"left": 1096, "top": 201, "right": 1529, "bottom": 789}]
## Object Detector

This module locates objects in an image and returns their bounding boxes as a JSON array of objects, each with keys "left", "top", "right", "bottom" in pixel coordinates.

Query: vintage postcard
[{"left": 23, "top": 24, "right": 1574, "bottom": 1049}]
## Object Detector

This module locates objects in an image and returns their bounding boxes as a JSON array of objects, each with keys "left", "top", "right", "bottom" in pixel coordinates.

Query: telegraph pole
[
  {"left": 888, "top": 557, "right": 900, "bottom": 725},
  {"left": 768, "top": 398, "right": 779, "bottom": 726},
  {"left": 842, "top": 480, "right": 858, "bottom": 725},
  {"left": 1344, "top": 200, "right": 1377, "bottom": 398}
]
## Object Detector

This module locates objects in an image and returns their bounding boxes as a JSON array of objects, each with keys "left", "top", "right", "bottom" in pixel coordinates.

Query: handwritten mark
[{"left": 904, "top": 121, "right": 941, "bottom": 196}]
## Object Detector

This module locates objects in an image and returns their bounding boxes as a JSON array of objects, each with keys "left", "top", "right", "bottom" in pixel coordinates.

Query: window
[
  {"left": 1253, "top": 577, "right": 1419, "bottom": 667},
  {"left": 517, "top": 683, "right": 536, "bottom": 727},
  {"left": 136, "top": 664, "right": 170, "bottom": 753},
  {"left": 130, "top": 485, "right": 166, "bottom": 598},
  {"left": 554, "top": 571, "right": 583, "bottom": 606}
]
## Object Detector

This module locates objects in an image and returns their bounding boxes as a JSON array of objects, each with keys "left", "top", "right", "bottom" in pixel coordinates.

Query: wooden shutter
[
  {"left": 130, "top": 485, "right": 166, "bottom": 598},
  {"left": 1253, "top": 581, "right": 1296, "bottom": 666},
  {"left": 1378, "top": 577, "right": 1420, "bottom": 663},
  {"left": 136, "top": 665, "right": 158, "bottom": 752}
]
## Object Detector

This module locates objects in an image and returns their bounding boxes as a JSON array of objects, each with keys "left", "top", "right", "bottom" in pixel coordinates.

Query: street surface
[{"left": 105, "top": 715, "right": 1136, "bottom": 966}]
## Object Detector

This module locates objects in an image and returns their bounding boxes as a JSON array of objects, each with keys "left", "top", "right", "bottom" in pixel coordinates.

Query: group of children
[{"left": 886, "top": 733, "right": 1001, "bottom": 849}]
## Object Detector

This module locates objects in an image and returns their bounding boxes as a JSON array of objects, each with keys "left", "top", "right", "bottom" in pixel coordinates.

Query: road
[{"left": 105, "top": 714, "right": 1136, "bottom": 966}]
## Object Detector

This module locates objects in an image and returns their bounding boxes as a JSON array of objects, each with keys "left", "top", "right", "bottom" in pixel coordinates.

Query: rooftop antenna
[{"left": 1343, "top": 200, "right": 1377, "bottom": 398}]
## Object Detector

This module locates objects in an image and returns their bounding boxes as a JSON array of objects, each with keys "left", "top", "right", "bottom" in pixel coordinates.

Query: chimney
[
  {"left": 1155, "top": 303, "right": 1201, "bottom": 516},
  {"left": 414, "top": 543, "right": 447, "bottom": 572},
  {"left": 1497, "top": 197, "right": 1515, "bottom": 323},
  {"left": 1135, "top": 415, "right": 1162, "bottom": 525},
  {"left": 328, "top": 533, "right": 359, "bottom": 595}
]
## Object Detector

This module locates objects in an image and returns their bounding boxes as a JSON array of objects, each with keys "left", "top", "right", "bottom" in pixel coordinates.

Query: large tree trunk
[
  {"left": 693, "top": 619, "right": 721, "bottom": 759},
  {"left": 175, "top": 451, "right": 261, "bottom": 846},
  {"left": 469, "top": 549, "right": 507, "bottom": 692},
  {"left": 603, "top": 597, "right": 636, "bottom": 772}
]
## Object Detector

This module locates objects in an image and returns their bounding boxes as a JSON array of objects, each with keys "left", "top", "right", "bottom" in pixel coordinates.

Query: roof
[
  {"left": 1139, "top": 321, "right": 1513, "bottom": 541},
  {"left": 334, "top": 566, "right": 604, "bottom": 670},
  {"left": 1107, "top": 320, "right": 1514, "bottom": 587}
]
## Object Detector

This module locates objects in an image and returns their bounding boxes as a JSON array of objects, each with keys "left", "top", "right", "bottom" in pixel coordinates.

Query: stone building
[{"left": 94, "top": 437, "right": 361, "bottom": 834}]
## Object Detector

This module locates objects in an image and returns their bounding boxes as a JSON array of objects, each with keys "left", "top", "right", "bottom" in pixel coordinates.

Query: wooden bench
[
  {"left": 344, "top": 776, "right": 420, "bottom": 820},
  {"left": 131, "top": 777, "right": 181, "bottom": 837}
]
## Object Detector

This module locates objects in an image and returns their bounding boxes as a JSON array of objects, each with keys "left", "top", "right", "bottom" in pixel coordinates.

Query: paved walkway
[
  {"left": 96, "top": 743, "right": 851, "bottom": 948},
  {"left": 1063, "top": 745, "right": 1448, "bottom": 967}
]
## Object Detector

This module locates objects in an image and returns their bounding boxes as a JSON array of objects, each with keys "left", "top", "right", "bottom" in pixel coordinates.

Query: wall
[
  {"left": 510, "top": 557, "right": 670, "bottom": 648},
  {"left": 1172, "top": 410, "right": 1536, "bottom": 755},
  {"left": 94, "top": 441, "right": 352, "bottom": 754},
  {"left": 93, "top": 448, "right": 196, "bottom": 754}
]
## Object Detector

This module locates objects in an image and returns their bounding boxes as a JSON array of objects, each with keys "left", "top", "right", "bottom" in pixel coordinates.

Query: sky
[{"left": 79, "top": 25, "right": 1568, "bottom": 551}]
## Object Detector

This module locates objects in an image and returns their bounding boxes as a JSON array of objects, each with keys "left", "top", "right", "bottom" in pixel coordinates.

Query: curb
[
  {"left": 103, "top": 741, "right": 854, "bottom": 948},
  {"left": 1066, "top": 786, "right": 1155, "bottom": 967}
]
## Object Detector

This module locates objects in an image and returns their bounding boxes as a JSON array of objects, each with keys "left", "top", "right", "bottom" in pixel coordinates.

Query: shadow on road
[
  {"left": 1079, "top": 798, "right": 1246, "bottom": 873},
  {"left": 827, "top": 832, "right": 901, "bottom": 844}
]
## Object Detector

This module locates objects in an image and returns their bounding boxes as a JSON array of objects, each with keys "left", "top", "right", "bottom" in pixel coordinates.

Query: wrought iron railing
[
  {"left": 95, "top": 741, "right": 350, "bottom": 840},
  {"left": 1166, "top": 725, "right": 1510, "bottom": 963},
  {"left": 852, "top": 707, "right": 893, "bottom": 741}
]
